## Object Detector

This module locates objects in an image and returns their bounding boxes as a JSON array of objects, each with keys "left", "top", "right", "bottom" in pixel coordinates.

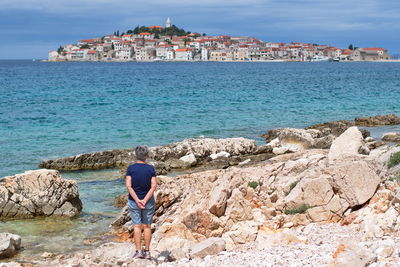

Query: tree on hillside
[
  {"left": 80, "top": 44, "right": 90, "bottom": 49},
  {"left": 57, "top": 46, "right": 64, "bottom": 53},
  {"left": 348, "top": 44, "right": 354, "bottom": 50}
]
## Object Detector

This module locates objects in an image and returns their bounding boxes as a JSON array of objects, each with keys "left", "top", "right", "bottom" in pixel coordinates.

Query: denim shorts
[{"left": 128, "top": 197, "right": 155, "bottom": 225}]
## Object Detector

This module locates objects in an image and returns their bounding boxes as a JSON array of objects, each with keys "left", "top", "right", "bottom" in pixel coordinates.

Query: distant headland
[{"left": 48, "top": 17, "right": 391, "bottom": 62}]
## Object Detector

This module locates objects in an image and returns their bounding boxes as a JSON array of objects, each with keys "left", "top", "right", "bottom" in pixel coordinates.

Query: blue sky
[{"left": 0, "top": 0, "right": 399, "bottom": 59}]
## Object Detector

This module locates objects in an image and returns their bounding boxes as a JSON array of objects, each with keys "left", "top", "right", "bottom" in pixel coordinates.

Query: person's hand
[
  {"left": 136, "top": 200, "right": 145, "bottom": 209},
  {"left": 140, "top": 199, "right": 147, "bottom": 207}
]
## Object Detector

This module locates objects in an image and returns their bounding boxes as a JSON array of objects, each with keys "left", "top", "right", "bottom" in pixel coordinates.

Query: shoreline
[
  {"left": 1, "top": 113, "right": 400, "bottom": 265},
  {"left": 41, "top": 59, "right": 400, "bottom": 63}
]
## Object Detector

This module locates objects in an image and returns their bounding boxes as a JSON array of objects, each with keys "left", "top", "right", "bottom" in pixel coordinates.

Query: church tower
[{"left": 166, "top": 17, "right": 171, "bottom": 28}]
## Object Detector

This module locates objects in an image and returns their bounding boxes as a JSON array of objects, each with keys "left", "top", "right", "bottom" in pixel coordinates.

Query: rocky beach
[{"left": 1, "top": 114, "right": 400, "bottom": 266}]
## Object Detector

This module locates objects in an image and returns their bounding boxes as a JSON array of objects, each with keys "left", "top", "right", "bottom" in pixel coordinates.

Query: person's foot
[
  {"left": 133, "top": 250, "right": 143, "bottom": 259},
  {"left": 142, "top": 250, "right": 151, "bottom": 260}
]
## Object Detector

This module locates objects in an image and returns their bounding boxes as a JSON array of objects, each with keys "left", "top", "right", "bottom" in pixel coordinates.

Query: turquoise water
[
  {"left": 1, "top": 60, "right": 400, "bottom": 259},
  {"left": 1, "top": 60, "right": 400, "bottom": 177}
]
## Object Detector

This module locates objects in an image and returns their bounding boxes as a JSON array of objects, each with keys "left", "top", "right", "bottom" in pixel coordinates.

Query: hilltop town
[{"left": 48, "top": 18, "right": 390, "bottom": 62}]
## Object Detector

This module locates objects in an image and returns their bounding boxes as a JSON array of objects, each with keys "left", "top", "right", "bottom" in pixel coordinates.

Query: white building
[
  {"left": 201, "top": 48, "right": 209, "bottom": 61},
  {"left": 116, "top": 48, "right": 134, "bottom": 60},
  {"left": 175, "top": 48, "right": 193, "bottom": 61}
]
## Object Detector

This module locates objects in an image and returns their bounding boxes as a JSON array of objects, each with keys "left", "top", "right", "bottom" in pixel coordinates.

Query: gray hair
[{"left": 135, "top": 145, "right": 149, "bottom": 161}]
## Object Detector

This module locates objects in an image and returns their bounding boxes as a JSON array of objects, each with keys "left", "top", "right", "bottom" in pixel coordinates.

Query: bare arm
[
  {"left": 126, "top": 175, "right": 144, "bottom": 208},
  {"left": 142, "top": 176, "right": 157, "bottom": 204}
]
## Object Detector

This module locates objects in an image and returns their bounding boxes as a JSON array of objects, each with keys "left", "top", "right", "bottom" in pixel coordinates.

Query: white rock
[
  {"left": 0, "top": 233, "right": 21, "bottom": 259},
  {"left": 328, "top": 126, "right": 366, "bottom": 163},
  {"left": 189, "top": 237, "right": 226, "bottom": 259},
  {"left": 210, "top": 151, "right": 231, "bottom": 160},
  {"left": 272, "top": 147, "right": 289, "bottom": 155},
  {"left": 238, "top": 159, "right": 251, "bottom": 165},
  {"left": 179, "top": 153, "right": 197, "bottom": 166},
  {"left": 267, "top": 138, "right": 281, "bottom": 148}
]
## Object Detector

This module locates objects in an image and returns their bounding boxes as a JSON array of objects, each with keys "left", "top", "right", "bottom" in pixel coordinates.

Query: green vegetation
[
  {"left": 130, "top": 25, "right": 194, "bottom": 37},
  {"left": 289, "top": 181, "right": 298, "bottom": 191},
  {"left": 57, "top": 45, "right": 64, "bottom": 53},
  {"left": 285, "top": 181, "right": 299, "bottom": 196},
  {"left": 268, "top": 187, "right": 276, "bottom": 195},
  {"left": 388, "top": 174, "right": 400, "bottom": 182},
  {"left": 80, "top": 44, "right": 90, "bottom": 49},
  {"left": 248, "top": 181, "right": 258, "bottom": 189},
  {"left": 388, "top": 151, "right": 400, "bottom": 168},
  {"left": 284, "top": 204, "right": 312, "bottom": 215}
]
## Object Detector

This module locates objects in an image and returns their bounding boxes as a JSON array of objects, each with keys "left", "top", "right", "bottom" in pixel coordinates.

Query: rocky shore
[
  {"left": 0, "top": 169, "right": 82, "bottom": 219},
  {"left": 1, "top": 114, "right": 400, "bottom": 266}
]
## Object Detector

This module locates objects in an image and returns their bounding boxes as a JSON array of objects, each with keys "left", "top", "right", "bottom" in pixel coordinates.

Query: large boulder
[
  {"left": 326, "top": 157, "right": 382, "bottom": 207},
  {"left": 382, "top": 132, "right": 400, "bottom": 142},
  {"left": 189, "top": 237, "right": 226, "bottom": 259},
  {"left": 355, "top": 114, "right": 400, "bottom": 127},
  {"left": 328, "top": 127, "right": 368, "bottom": 163},
  {"left": 0, "top": 233, "right": 21, "bottom": 259},
  {"left": 0, "top": 169, "right": 82, "bottom": 219}
]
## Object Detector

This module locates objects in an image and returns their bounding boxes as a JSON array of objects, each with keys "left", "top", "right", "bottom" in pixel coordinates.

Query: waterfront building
[{"left": 175, "top": 48, "right": 193, "bottom": 61}]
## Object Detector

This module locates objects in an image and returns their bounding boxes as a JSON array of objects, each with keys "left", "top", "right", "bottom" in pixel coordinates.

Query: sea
[{"left": 0, "top": 60, "right": 399, "bottom": 259}]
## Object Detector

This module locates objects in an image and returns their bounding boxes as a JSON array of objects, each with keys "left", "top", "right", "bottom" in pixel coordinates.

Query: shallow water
[
  {"left": 0, "top": 169, "right": 126, "bottom": 260},
  {"left": 1, "top": 60, "right": 400, "bottom": 260}
]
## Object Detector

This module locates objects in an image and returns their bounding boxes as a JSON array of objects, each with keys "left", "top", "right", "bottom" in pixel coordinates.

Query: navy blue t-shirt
[{"left": 126, "top": 163, "right": 156, "bottom": 200}]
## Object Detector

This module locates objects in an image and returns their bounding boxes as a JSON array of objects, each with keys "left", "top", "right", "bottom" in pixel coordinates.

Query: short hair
[{"left": 135, "top": 145, "right": 149, "bottom": 161}]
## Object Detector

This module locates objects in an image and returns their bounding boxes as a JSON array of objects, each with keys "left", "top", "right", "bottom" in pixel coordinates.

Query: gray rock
[
  {"left": 0, "top": 233, "right": 21, "bottom": 259},
  {"left": 189, "top": 237, "right": 226, "bottom": 259},
  {"left": 0, "top": 169, "right": 82, "bottom": 219},
  {"left": 39, "top": 137, "right": 257, "bottom": 172},
  {"left": 382, "top": 132, "right": 400, "bottom": 142}
]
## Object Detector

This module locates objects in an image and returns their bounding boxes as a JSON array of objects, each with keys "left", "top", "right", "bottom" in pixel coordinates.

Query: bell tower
[{"left": 166, "top": 17, "right": 171, "bottom": 28}]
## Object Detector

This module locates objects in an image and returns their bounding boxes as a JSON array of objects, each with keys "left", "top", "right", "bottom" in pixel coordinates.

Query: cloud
[{"left": 0, "top": 0, "right": 399, "bottom": 58}]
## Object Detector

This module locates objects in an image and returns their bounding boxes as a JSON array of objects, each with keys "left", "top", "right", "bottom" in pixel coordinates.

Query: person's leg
[
  {"left": 128, "top": 199, "right": 143, "bottom": 257},
  {"left": 143, "top": 224, "right": 152, "bottom": 250},
  {"left": 133, "top": 224, "right": 143, "bottom": 251},
  {"left": 141, "top": 198, "right": 155, "bottom": 259}
]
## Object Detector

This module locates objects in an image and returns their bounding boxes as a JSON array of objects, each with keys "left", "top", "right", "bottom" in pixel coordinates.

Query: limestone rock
[
  {"left": 179, "top": 153, "right": 197, "bottom": 167},
  {"left": 382, "top": 132, "right": 400, "bottom": 142},
  {"left": 327, "top": 157, "right": 381, "bottom": 207},
  {"left": 306, "top": 120, "right": 355, "bottom": 137},
  {"left": 355, "top": 113, "right": 400, "bottom": 127},
  {"left": 39, "top": 137, "right": 257, "bottom": 172},
  {"left": 331, "top": 242, "right": 376, "bottom": 267},
  {"left": 222, "top": 221, "right": 258, "bottom": 249},
  {"left": 274, "top": 128, "right": 315, "bottom": 149},
  {"left": 210, "top": 151, "right": 231, "bottom": 160},
  {"left": 189, "top": 237, "right": 226, "bottom": 259},
  {"left": 0, "top": 233, "right": 21, "bottom": 259},
  {"left": 272, "top": 147, "right": 289, "bottom": 155},
  {"left": 328, "top": 127, "right": 366, "bottom": 162},
  {"left": 0, "top": 169, "right": 82, "bottom": 219},
  {"left": 225, "top": 188, "right": 253, "bottom": 223}
]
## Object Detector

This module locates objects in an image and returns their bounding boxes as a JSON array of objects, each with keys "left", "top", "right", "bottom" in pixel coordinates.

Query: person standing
[{"left": 125, "top": 145, "right": 157, "bottom": 259}]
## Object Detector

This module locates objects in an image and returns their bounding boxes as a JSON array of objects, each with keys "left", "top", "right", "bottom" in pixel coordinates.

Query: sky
[{"left": 0, "top": 0, "right": 399, "bottom": 59}]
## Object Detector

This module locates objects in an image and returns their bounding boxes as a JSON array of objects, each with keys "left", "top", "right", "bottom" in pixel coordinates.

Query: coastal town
[{"left": 48, "top": 18, "right": 390, "bottom": 62}]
